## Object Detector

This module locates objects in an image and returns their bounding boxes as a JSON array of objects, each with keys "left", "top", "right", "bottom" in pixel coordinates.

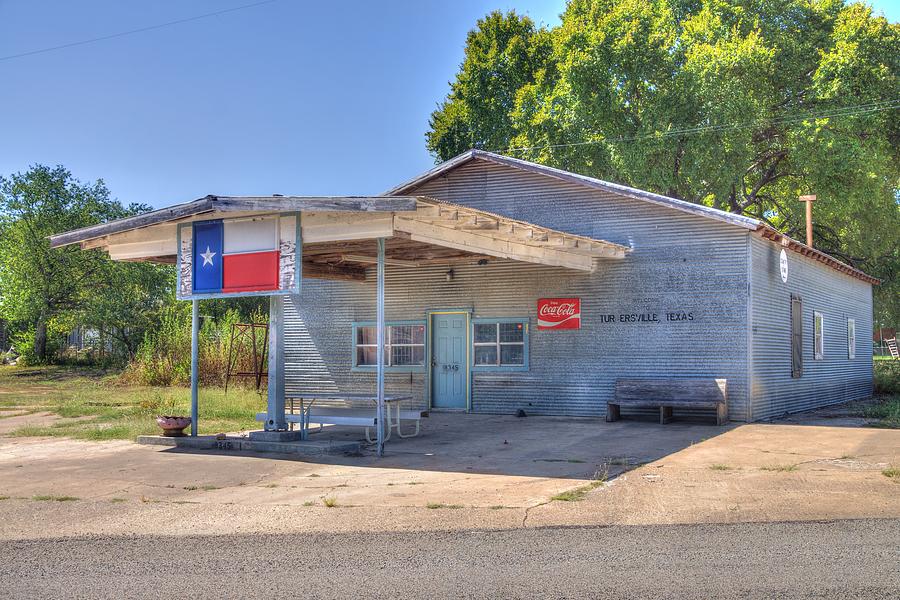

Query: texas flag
[{"left": 192, "top": 218, "right": 280, "bottom": 293}]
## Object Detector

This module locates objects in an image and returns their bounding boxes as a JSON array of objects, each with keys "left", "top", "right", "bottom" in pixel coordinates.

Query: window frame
[
  {"left": 791, "top": 294, "right": 803, "bottom": 378},
  {"left": 847, "top": 318, "right": 856, "bottom": 360},
  {"left": 351, "top": 320, "right": 426, "bottom": 373},
  {"left": 814, "top": 311, "right": 825, "bottom": 360},
  {"left": 471, "top": 317, "right": 529, "bottom": 372}
]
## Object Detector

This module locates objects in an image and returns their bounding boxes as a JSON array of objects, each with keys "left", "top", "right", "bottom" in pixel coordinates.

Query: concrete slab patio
[{"left": 0, "top": 407, "right": 897, "bottom": 540}]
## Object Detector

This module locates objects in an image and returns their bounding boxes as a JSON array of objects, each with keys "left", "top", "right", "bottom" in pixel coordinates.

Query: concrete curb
[{"left": 136, "top": 435, "right": 361, "bottom": 456}]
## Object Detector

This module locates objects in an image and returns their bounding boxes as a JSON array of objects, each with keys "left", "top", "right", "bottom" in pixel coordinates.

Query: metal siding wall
[
  {"left": 285, "top": 160, "right": 751, "bottom": 419},
  {"left": 749, "top": 236, "right": 874, "bottom": 420}
]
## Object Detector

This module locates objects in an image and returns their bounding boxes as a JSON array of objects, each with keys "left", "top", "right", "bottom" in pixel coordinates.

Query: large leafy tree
[
  {"left": 428, "top": 0, "right": 900, "bottom": 324},
  {"left": 426, "top": 10, "right": 555, "bottom": 158},
  {"left": 0, "top": 165, "right": 168, "bottom": 361}
]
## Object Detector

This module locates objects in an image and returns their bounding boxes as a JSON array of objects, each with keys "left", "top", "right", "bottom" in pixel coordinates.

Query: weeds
[
  {"left": 32, "top": 495, "right": 78, "bottom": 502},
  {"left": 709, "top": 464, "right": 733, "bottom": 471},
  {"left": 863, "top": 394, "right": 900, "bottom": 429},
  {"left": 873, "top": 360, "right": 900, "bottom": 395},
  {"left": 882, "top": 466, "right": 900, "bottom": 480},
  {"left": 551, "top": 468, "right": 609, "bottom": 502},
  {"left": 760, "top": 464, "right": 799, "bottom": 472},
  {"left": 426, "top": 502, "right": 463, "bottom": 509},
  {"left": 323, "top": 497, "right": 338, "bottom": 508}
]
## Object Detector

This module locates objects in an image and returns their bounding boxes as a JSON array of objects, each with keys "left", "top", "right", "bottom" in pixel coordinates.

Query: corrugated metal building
[{"left": 284, "top": 150, "right": 876, "bottom": 422}]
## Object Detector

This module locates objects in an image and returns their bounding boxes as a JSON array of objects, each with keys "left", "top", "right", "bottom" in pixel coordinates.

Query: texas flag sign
[{"left": 177, "top": 214, "right": 299, "bottom": 299}]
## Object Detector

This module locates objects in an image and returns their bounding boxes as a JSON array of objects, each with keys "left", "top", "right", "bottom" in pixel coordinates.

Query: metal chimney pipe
[{"left": 798, "top": 194, "right": 816, "bottom": 247}]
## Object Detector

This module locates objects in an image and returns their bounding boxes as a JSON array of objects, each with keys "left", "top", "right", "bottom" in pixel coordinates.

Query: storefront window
[
  {"left": 473, "top": 320, "right": 527, "bottom": 369},
  {"left": 354, "top": 323, "right": 425, "bottom": 369}
]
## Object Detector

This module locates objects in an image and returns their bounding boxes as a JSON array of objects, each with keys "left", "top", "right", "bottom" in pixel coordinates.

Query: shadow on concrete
[{"left": 158, "top": 411, "right": 736, "bottom": 481}]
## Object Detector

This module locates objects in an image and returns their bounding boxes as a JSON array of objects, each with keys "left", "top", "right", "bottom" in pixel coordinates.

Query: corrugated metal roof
[
  {"left": 385, "top": 149, "right": 877, "bottom": 285},
  {"left": 385, "top": 149, "right": 760, "bottom": 230}
]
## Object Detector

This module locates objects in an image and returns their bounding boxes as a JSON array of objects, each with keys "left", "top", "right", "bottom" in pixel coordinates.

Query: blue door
[{"left": 431, "top": 313, "right": 468, "bottom": 409}]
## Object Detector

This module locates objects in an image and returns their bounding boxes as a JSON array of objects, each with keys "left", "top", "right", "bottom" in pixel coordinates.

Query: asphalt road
[{"left": 2, "top": 519, "right": 898, "bottom": 599}]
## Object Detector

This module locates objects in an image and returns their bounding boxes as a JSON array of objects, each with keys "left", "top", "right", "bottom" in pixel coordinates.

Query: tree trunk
[{"left": 34, "top": 320, "right": 48, "bottom": 361}]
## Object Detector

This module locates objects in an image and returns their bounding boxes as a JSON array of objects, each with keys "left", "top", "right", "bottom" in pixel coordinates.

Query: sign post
[
  {"left": 176, "top": 213, "right": 301, "bottom": 438},
  {"left": 190, "top": 299, "right": 199, "bottom": 436}
]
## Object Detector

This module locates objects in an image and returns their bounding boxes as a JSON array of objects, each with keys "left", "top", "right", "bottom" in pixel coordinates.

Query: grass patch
[
  {"left": 109, "top": 498, "right": 127, "bottom": 503},
  {"left": 862, "top": 394, "right": 900, "bottom": 429},
  {"left": 323, "top": 496, "right": 338, "bottom": 508},
  {"left": 0, "top": 496, "right": 10, "bottom": 501},
  {"left": 302, "top": 501, "right": 316, "bottom": 507},
  {"left": 551, "top": 468, "right": 609, "bottom": 502},
  {"left": 0, "top": 365, "right": 263, "bottom": 441},
  {"left": 489, "top": 505, "right": 506, "bottom": 510},
  {"left": 760, "top": 464, "right": 799, "bottom": 472},
  {"left": 882, "top": 466, "right": 900, "bottom": 480},
  {"left": 550, "top": 482, "right": 602, "bottom": 502},
  {"left": 709, "top": 464, "right": 733, "bottom": 471},
  {"left": 426, "top": 502, "right": 463, "bottom": 509},
  {"left": 32, "top": 495, "right": 78, "bottom": 502},
  {"left": 307, "top": 473, "right": 320, "bottom": 478}
]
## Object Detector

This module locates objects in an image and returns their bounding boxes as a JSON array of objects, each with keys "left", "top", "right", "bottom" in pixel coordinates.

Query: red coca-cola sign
[{"left": 537, "top": 298, "right": 581, "bottom": 330}]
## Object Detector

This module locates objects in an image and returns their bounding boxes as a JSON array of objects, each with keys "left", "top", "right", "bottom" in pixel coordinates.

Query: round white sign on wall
[{"left": 780, "top": 249, "right": 789, "bottom": 283}]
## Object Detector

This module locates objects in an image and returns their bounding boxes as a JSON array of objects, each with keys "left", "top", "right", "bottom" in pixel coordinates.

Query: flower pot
[{"left": 156, "top": 415, "right": 192, "bottom": 437}]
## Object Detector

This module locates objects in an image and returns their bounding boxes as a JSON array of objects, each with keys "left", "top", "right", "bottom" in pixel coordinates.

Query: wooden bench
[{"left": 607, "top": 379, "right": 728, "bottom": 425}]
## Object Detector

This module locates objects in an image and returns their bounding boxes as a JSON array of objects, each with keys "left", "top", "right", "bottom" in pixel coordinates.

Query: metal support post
[
  {"left": 190, "top": 299, "right": 199, "bottom": 436},
  {"left": 265, "top": 294, "right": 287, "bottom": 431},
  {"left": 375, "top": 238, "right": 386, "bottom": 457}
]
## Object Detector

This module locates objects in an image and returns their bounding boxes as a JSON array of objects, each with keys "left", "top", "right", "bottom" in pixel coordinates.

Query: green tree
[
  {"left": 82, "top": 261, "right": 172, "bottom": 359},
  {"left": 429, "top": 0, "right": 900, "bottom": 324},
  {"left": 426, "top": 10, "right": 554, "bottom": 158},
  {"left": 0, "top": 165, "right": 164, "bottom": 361}
]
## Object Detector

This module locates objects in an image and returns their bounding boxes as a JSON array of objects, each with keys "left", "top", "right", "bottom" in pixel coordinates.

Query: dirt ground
[{"left": 1, "top": 403, "right": 898, "bottom": 540}]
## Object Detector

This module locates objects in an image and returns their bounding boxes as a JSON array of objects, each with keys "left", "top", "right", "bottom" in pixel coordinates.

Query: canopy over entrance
[
  {"left": 50, "top": 195, "right": 628, "bottom": 455},
  {"left": 50, "top": 195, "right": 627, "bottom": 273}
]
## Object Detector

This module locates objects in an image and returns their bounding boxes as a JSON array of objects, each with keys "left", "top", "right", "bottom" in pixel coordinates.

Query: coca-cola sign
[{"left": 537, "top": 298, "right": 581, "bottom": 330}]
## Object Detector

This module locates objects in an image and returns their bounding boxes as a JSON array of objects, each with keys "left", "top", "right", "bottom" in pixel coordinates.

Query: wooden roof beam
[
  {"left": 302, "top": 261, "right": 367, "bottom": 282},
  {"left": 394, "top": 217, "right": 595, "bottom": 272},
  {"left": 459, "top": 216, "right": 499, "bottom": 231},
  {"left": 339, "top": 254, "right": 421, "bottom": 268}
]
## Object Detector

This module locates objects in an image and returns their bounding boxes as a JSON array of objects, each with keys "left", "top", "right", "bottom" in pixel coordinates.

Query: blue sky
[{"left": 0, "top": 1, "right": 896, "bottom": 209}]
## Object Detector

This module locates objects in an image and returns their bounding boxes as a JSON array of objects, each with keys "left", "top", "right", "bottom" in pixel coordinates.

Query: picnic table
[{"left": 256, "top": 393, "right": 420, "bottom": 442}]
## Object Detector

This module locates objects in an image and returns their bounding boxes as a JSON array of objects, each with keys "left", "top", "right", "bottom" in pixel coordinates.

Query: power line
[
  {"left": 0, "top": 0, "right": 278, "bottom": 63},
  {"left": 496, "top": 99, "right": 900, "bottom": 153}
]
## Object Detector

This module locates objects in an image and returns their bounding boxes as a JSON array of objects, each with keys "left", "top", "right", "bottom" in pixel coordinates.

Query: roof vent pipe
[{"left": 798, "top": 194, "right": 816, "bottom": 248}]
